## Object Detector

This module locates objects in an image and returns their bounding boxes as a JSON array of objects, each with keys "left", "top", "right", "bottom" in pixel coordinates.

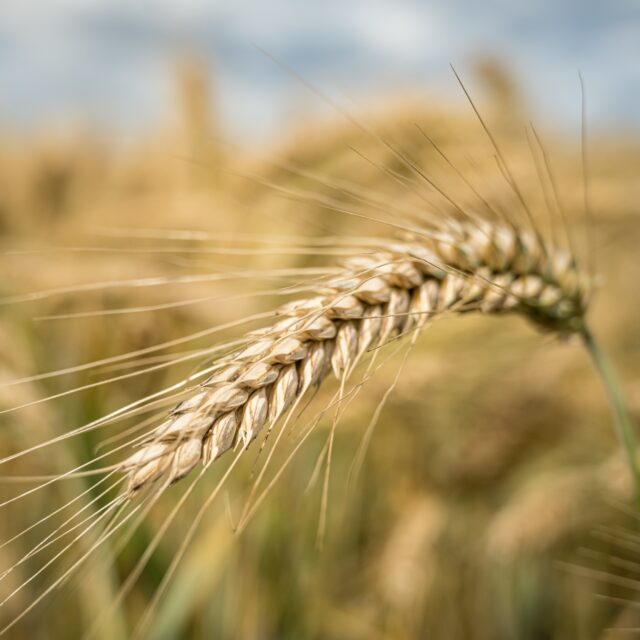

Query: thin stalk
[{"left": 582, "top": 327, "right": 640, "bottom": 506}]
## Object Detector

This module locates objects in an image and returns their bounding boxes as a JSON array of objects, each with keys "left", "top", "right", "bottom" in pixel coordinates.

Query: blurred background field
[{"left": 1, "top": 5, "right": 640, "bottom": 638}]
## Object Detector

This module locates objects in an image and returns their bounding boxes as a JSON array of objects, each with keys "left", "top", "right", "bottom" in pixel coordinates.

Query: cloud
[{"left": 0, "top": 0, "right": 636, "bottom": 137}]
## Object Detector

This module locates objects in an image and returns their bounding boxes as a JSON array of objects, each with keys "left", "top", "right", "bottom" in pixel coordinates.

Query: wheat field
[{"left": 0, "top": 60, "right": 639, "bottom": 639}]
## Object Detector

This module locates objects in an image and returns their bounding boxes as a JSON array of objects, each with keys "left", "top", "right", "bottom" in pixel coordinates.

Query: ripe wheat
[
  {"left": 2, "top": 68, "right": 637, "bottom": 640},
  {"left": 121, "top": 221, "right": 586, "bottom": 493}
]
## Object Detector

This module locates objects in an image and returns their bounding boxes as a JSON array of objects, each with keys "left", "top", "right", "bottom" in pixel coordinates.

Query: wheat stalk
[{"left": 121, "top": 221, "right": 587, "bottom": 493}]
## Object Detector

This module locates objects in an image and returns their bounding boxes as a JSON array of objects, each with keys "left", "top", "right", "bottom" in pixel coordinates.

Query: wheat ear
[{"left": 121, "top": 221, "right": 587, "bottom": 493}]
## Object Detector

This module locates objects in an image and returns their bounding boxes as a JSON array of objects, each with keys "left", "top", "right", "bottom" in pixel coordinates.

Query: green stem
[{"left": 582, "top": 327, "right": 640, "bottom": 507}]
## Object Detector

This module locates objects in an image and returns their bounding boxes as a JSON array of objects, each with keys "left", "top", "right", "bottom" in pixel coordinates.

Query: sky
[{"left": 0, "top": 0, "right": 638, "bottom": 141}]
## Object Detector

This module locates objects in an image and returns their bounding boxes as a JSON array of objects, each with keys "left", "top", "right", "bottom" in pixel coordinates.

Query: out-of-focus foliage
[{"left": 0, "top": 61, "right": 639, "bottom": 639}]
